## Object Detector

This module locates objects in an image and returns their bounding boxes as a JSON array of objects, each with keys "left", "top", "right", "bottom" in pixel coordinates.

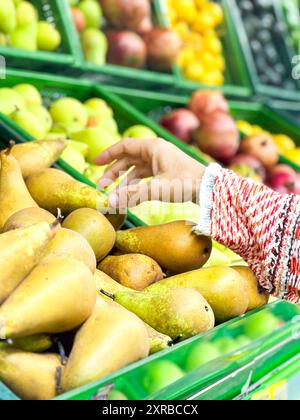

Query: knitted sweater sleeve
[{"left": 194, "top": 163, "right": 300, "bottom": 304}]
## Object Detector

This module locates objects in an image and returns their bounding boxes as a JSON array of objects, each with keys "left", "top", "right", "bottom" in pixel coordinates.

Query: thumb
[{"left": 108, "top": 178, "right": 168, "bottom": 209}]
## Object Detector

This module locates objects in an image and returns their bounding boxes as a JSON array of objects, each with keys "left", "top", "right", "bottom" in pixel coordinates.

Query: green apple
[
  {"left": 0, "top": 88, "right": 26, "bottom": 115},
  {"left": 107, "top": 390, "right": 128, "bottom": 401},
  {"left": 81, "top": 28, "right": 108, "bottom": 65},
  {"left": 45, "top": 132, "right": 68, "bottom": 141},
  {"left": 37, "top": 21, "right": 61, "bottom": 52},
  {"left": 78, "top": 0, "right": 102, "bottom": 29},
  {"left": 213, "top": 337, "right": 240, "bottom": 355},
  {"left": 11, "top": 109, "right": 46, "bottom": 139},
  {"left": 0, "top": 0, "right": 17, "bottom": 34},
  {"left": 50, "top": 97, "right": 88, "bottom": 134},
  {"left": 185, "top": 341, "right": 221, "bottom": 371},
  {"left": 10, "top": 21, "right": 37, "bottom": 51},
  {"left": 28, "top": 105, "right": 53, "bottom": 133},
  {"left": 14, "top": 84, "right": 42, "bottom": 107},
  {"left": 0, "top": 33, "right": 9, "bottom": 46},
  {"left": 61, "top": 144, "right": 88, "bottom": 174},
  {"left": 67, "top": 140, "right": 89, "bottom": 157},
  {"left": 87, "top": 114, "right": 119, "bottom": 134},
  {"left": 72, "top": 127, "right": 118, "bottom": 163},
  {"left": 143, "top": 361, "right": 185, "bottom": 394},
  {"left": 16, "top": 1, "right": 38, "bottom": 26},
  {"left": 244, "top": 312, "right": 281, "bottom": 340},
  {"left": 84, "top": 98, "right": 113, "bottom": 119},
  {"left": 123, "top": 125, "right": 158, "bottom": 139},
  {"left": 84, "top": 164, "right": 107, "bottom": 184}
]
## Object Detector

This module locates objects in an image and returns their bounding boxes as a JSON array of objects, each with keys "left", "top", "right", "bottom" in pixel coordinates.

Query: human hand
[{"left": 95, "top": 138, "right": 205, "bottom": 209}]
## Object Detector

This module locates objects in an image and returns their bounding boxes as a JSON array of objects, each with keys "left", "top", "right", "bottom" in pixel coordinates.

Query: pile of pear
[
  {"left": 0, "top": 0, "right": 61, "bottom": 52},
  {"left": 0, "top": 139, "right": 269, "bottom": 400}
]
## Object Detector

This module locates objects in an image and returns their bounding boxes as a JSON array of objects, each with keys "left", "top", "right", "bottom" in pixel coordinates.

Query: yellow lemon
[
  {"left": 237, "top": 120, "right": 254, "bottom": 136},
  {"left": 201, "top": 70, "right": 224, "bottom": 86},
  {"left": 273, "top": 134, "right": 296, "bottom": 153},
  {"left": 203, "top": 3, "right": 224, "bottom": 26},
  {"left": 285, "top": 148, "right": 300, "bottom": 165},
  {"left": 184, "top": 62, "right": 205, "bottom": 81},
  {"left": 195, "top": 0, "right": 208, "bottom": 10},
  {"left": 193, "top": 11, "right": 215, "bottom": 32},
  {"left": 174, "top": 0, "right": 197, "bottom": 23}
]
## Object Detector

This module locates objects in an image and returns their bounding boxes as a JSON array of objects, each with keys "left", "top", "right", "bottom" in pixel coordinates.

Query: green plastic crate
[
  {"left": 223, "top": 0, "right": 300, "bottom": 101},
  {"left": 64, "top": 0, "right": 251, "bottom": 97},
  {"left": 0, "top": 1, "right": 77, "bottom": 72},
  {"left": 105, "top": 86, "right": 300, "bottom": 172},
  {"left": 268, "top": 99, "right": 300, "bottom": 129},
  {"left": 52, "top": 301, "right": 300, "bottom": 400}
]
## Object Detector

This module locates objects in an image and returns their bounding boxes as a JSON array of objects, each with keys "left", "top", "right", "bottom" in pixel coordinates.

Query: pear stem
[
  {"left": 100, "top": 289, "right": 115, "bottom": 300},
  {"left": 51, "top": 209, "right": 64, "bottom": 230},
  {"left": 54, "top": 337, "right": 67, "bottom": 366},
  {"left": 168, "top": 335, "right": 183, "bottom": 346},
  {"left": 4, "top": 140, "right": 16, "bottom": 155}
]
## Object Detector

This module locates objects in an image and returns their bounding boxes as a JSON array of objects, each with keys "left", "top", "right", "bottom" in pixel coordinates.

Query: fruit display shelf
[
  {"left": 0, "top": 0, "right": 77, "bottom": 72},
  {"left": 268, "top": 99, "right": 300, "bottom": 130},
  {"left": 51, "top": 301, "right": 300, "bottom": 400},
  {"left": 107, "top": 85, "right": 300, "bottom": 174},
  {"left": 64, "top": 0, "right": 252, "bottom": 97},
  {"left": 223, "top": 0, "right": 300, "bottom": 101}
]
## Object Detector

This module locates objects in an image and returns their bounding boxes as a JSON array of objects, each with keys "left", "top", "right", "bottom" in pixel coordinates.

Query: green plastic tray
[
  {"left": 53, "top": 301, "right": 300, "bottom": 400},
  {"left": 64, "top": 0, "right": 251, "bottom": 97},
  {"left": 223, "top": 0, "right": 300, "bottom": 101},
  {"left": 0, "top": 0, "right": 76, "bottom": 72},
  {"left": 106, "top": 86, "right": 300, "bottom": 173}
]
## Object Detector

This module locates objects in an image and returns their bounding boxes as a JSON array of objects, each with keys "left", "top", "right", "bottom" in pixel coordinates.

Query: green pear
[
  {"left": 28, "top": 105, "right": 53, "bottom": 132},
  {"left": 0, "top": 88, "right": 26, "bottom": 115},
  {"left": 37, "top": 21, "right": 61, "bottom": 52},
  {"left": 1, "top": 334, "right": 52, "bottom": 353},
  {"left": 0, "top": 0, "right": 17, "bottom": 34},
  {"left": 81, "top": 28, "right": 107, "bottom": 65},
  {"left": 143, "top": 361, "right": 184, "bottom": 394},
  {"left": 0, "top": 151, "right": 38, "bottom": 231},
  {"left": 72, "top": 127, "right": 118, "bottom": 163},
  {"left": 26, "top": 168, "right": 109, "bottom": 215},
  {"left": 106, "top": 288, "right": 215, "bottom": 339},
  {"left": 0, "top": 221, "right": 56, "bottom": 303},
  {"left": 50, "top": 97, "right": 88, "bottom": 134},
  {"left": 11, "top": 109, "right": 46, "bottom": 139},
  {"left": 14, "top": 83, "right": 42, "bottom": 107},
  {"left": 84, "top": 98, "right": 113, "bottom": 119},
  {"left": 0, "top": 348, "right": 63, "bottom": 400},
  {"left": 7, "top": 139, "right": 66, "bottom": 178},
  {"left": 123, "top": 125, "right": 158, "bottom": 139},
  {"left": 61, "top": 295, "right": 149, "bottom": 392},
  {"left": 62, "top": 208, "right": 116, "bottom": 261},
  {"left": 145, "top": 324, "right": 172, "bottom": 355},
  {"left": 78, "top": 0, "right": 102, "bottom": 28},
  {"left": 60, "top": 144, "right": 88, "bottom": 174},
  {"left": 15, "top": 1, "right": 38, "bottom": 26},
  {"left": 10, "top": 21, "right": 37, "bottom": 51},
  {"left": 0, "top": 257, "right": 97, "bottom": 339}
]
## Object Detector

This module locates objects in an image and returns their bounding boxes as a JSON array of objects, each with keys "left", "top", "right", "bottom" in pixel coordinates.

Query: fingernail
[{"left": 109, "top": 192, "right": 119, "bottom": 208}]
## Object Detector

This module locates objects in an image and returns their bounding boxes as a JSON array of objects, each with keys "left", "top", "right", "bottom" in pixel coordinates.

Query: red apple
[
  {"left": 144, "top": 27, "right": 182, "bottom": 72},
  {"left": 106, "top": 30, "right": 147, "bottom": 68},
  {"left": 100, "top": 0, "right": 151, "bottom": 31},
  {"left": 230, "top": 154, "right": 266, "bottom": 181},
  {"left": 71, "top": 8, "right": 86, "bottom": 33},
  {"left": 193, "top": 112, "right": 240, "bottom": 161},
  {"left": 160, "top": 109, "right": 199, "bottom": 143},
  {"left": 189, "top": 90, "right": 229, "bottom": 121},
  {"left": 240, "top": 134, "right": 279, "bottom": 169},
  {"left": 268, "top": 164, "right": 297, "bottom": 193}
]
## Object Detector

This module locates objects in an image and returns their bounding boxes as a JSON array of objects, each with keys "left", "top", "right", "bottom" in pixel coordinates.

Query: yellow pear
[
  {"left": 0, "top": 257, "right": 96, "bottom": 339},
  {"left": 41, "top": 228, "right": 97, "bottom": 273},
  {"left": 0, "top": 221, "right": 57, "bottom": 304},
  {"left": 108, "top": 288, "right": 215, "bottom": 339},
  {"left": 0, "top": 150, "right": 38, "bottom": 231},
  {"left": 148, "top": 266, "right": 249, "bottom": 323},
  {"left": 0, "top": 334, "right": 52, "bottom": 353},
  {"left": 0, "top": 348, "right": 62, "bottom": 400},
  {"left": 94, "top": 269, "right": 130, "bottom": 294},
  {"left": 115, "top": 221, "right": 212, "bottom": 274},
  {"left": 145, "top": 324, "right": 172, "bottom": 354},
  {"left": 62, "top": 208, "right": 116, "bottom": 261},
  {"left": 26, "top": 168, "right": 109, "bottom": 215},
  {"left": 231, "top": 266, "right": 269, "bottom": 312},
  {"left": 61, "top": 296, "right": 149, "bottom": 392},
  {"left": 6, "top": 140, "right": 66, "bottom": 178},
  {"left": 3, "top": 207, "right": 56, "bottom": 232},
  {"left": 99, "top": 254, "right": 164, "bottom": 290}
]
